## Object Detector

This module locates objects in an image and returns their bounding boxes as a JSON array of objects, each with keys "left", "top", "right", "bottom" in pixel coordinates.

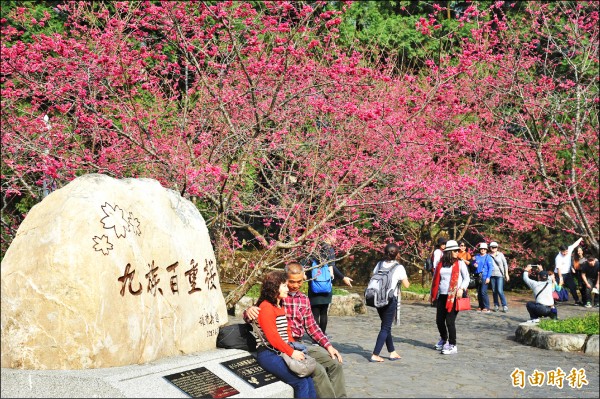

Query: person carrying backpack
[
  {"left": 368, "top": 243, "right": 409, "bottom": 363},
  {"left": 306, "top": 235, "right": 353, "bottom": 336}
]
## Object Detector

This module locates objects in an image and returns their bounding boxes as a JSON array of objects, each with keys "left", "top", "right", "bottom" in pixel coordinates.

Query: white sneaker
[
  {"left": 441, "top": 344, "right": 458, "bottom": 355},
  {"left": 434, "top": 339, "right": 447, "bottom": 350},
  {"left": 502, "top": 306, "right": 508, "bottom": 313},
  {"left": 494, "top": 306, "right": 499, "bottom": 312},
  {"left": 526, "top": 318, "right": 540, "bottom": 323}
]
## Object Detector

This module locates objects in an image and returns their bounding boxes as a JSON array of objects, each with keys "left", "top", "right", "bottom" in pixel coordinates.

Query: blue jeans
[
  {"left": 477, "top": 280, "right": 490, "bottom": 310},
  {"left": 490, "top": 276, "right": 507, "bottom": 307},
  {"left": 257, "top": 348, "right": 316, "bottom": 398},
  {"left": 373, "top": 296, "right": 397, "bottom": 355}
]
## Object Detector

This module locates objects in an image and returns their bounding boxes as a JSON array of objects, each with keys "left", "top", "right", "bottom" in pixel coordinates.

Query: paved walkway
[
  {"left": 315, "top": 296, "right": 599, "bottom": 398},
  {"left": 2, "top": 295, "right": 598, "bottom": 398}
]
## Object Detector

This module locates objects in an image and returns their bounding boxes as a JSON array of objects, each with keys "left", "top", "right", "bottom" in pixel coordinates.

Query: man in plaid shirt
[{"left": 244, "top": 262, "right": 347, "bottom": 398}]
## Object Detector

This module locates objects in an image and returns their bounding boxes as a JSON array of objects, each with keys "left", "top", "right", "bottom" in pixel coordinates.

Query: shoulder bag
[
  {"left": 535, "top": 282, "right": 549, "bottom": 301},
  {"left": 491, "top": 254, "right": 505, "bottom": 278},
  {"left": 251, "top": 321, "right": 316, "bottom": 378}
]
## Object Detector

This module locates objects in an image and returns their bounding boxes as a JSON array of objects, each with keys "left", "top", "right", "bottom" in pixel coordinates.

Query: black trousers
[
  {"left": 311, "top": 303, "right": 329, "bottom": 334},
  {"left": 436, "top": 294, "right": 458, "bottom": 345},
  {"left": 575, "top": 271, "right": 588, "bottom": 304},
  {"left": 526, "top": 301, "right": 553, "bottom": 319},
  {"left": 561, "top": 273, "right": 580, "bottom": 302},
  {"left": 584, "top": 278, "right": 598, "bottom": 306}
]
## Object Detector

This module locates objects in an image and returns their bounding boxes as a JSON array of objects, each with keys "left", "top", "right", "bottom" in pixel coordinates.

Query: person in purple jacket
[{"left": 473, "top": 242, "right": 494, "bottom": 313}]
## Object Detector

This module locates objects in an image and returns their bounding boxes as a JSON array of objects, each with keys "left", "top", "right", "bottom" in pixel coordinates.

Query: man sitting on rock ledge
[
  {"left": 243, "top": 262, "right": 347, "bottom": 398},
  {"left": 523, "top": 264, "right": 557, "bottom": 323}
]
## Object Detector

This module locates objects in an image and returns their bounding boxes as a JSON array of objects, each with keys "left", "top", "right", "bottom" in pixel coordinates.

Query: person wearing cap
[
  {"left": 523, "top": 264, "right": 557, "bottom": 323},
  {"left": 430, "top": 240, "right": 470, "bottom": 355},
  {"left": 489, "top": 242, "right": 509, "bottom": 312},
  {"left": 473, "top": 242, "right": 494, "bottom": 313}
]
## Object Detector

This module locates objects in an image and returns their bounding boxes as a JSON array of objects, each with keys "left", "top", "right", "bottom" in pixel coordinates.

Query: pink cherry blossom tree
[{"left": 1, "top": 1, "right": 597, "bottom": 304}]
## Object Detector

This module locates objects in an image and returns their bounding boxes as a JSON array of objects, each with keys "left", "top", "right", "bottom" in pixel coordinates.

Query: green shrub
[
  {"left": 538, "top": 313, "right": 599, "bottom": 335},
  {"left": 245, "top": 284, "right": 349, "bottom": 298}
]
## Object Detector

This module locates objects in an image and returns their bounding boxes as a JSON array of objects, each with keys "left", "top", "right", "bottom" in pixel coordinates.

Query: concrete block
[{"left": 1, "top": 349, "right": 293, "bottom": 398}]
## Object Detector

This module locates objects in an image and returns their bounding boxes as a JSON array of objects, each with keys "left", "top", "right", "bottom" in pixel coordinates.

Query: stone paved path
[{"left": 319, "top": 296, "right": 599, "bottom": 398}]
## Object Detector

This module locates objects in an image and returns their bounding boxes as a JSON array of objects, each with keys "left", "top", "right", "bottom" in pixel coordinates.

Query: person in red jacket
[{"left": 255, "top": 271, "right": 316, "bottom": 398}]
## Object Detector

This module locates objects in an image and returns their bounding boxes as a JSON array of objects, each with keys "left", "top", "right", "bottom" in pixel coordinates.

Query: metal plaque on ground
[
  {"left": 221, "top": 355, "right": 279, "bottom": 388},
  {"left": 163, "top": 367, "right": 239, "bottom": 398}
]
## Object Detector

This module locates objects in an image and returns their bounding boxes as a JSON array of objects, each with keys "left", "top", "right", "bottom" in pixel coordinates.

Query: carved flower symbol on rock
[
  {"left": 100, "top": 202, "right": 129, "bottom": 238},
  {"left": 93, "top": 235, "right": 113, "bottom": 255}
]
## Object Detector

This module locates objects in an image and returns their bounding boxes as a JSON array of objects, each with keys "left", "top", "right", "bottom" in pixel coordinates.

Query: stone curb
[{"left": 515, "top": 322, "right": 599, "bottom": 356}]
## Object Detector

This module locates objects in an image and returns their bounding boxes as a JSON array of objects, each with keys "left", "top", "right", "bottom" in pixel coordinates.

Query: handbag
[
  {"left": 455, "top": 296, "right": 471, "bottom": 311},
  {"left": 475, "top": 272, "right": 483, "bottom": 286},
  {"left": 468, "top": 274, "right": 477, "bottom": 289},
  {"left": 280, "top": 351, "right": 317, "bottom": 378},
  {"left": 251, "top": 321, "right": 316, "bottom": 378}
]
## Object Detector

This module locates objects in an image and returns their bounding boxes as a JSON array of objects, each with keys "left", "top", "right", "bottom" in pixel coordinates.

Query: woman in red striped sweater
[{"left": 256, "top": 271, "right": 316, "bottom": 398}]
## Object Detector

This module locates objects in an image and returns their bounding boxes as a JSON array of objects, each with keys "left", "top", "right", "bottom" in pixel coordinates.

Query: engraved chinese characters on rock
[
  {"left": 93, "top": 202, "right": 142, "bottom": 255},
  {"left": 1, "top": 174, "right": 228, "bottom": 369},
  {"left": 117, "top": 258, "right": 219, "bottom": 297}
]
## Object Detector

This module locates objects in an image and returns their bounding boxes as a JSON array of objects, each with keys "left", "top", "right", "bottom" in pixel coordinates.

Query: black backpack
[
  {"left": 424, "top": 252, "right": 434, "bottom": 272},
  {"left": 216, "top": 323, "right": 257, "bottom": 351}
]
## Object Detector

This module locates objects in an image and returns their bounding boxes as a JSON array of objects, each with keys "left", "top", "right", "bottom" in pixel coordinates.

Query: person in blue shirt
[{"left": 473, "top": 242, "right": 494, "bottom": 313}]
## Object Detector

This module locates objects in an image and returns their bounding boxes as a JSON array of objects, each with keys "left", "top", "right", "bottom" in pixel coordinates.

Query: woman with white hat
[
  {"left": 474, "top": 242, "right": 494, "bottom": 313},
  {"left": 430, "top": 240, "right": 470, "bottom": 355}
]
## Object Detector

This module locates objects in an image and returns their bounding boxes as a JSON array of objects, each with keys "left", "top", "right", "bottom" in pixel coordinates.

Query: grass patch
[
  {"left": 538, "top": 313, "right": 599, "bottom": 335},
  {"left": 403, "top": 283, "right": 431, "bottom": 295},
  {"left": 245, "top": 284, "right": 349, "bottom": 298}
]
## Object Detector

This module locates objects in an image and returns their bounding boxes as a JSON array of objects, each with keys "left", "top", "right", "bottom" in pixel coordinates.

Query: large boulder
[{"left": 1, "top": 174, "right": 227, "bottom": 370}]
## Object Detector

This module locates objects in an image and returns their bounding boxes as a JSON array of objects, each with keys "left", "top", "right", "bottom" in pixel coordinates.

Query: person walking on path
[
  {"left": 253, "top": 271, "right": 317, "bottom": 398},
  {"left": 522, "top": 264, "right": 557, "bottom": 323},
  {"left": 430, "top": 240, "right": 470, "bottom": 355},
  {"left": 554, "top": 237, "right": 583, "bottom": 306},
  {"left": 489, "top": 241, "right": 510, "bottom": 312},
  {"left": 369, "top": 243, "right": 409, "bottom": 363},
  {"left": 307, "top": 235, "right": 353, "bottom": 335},
  {"left": 244, "top": 262, "right": 347, "bottom": 398},
  {"left": 474, "top": 242, "right": 494, "bottom": 313}
]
